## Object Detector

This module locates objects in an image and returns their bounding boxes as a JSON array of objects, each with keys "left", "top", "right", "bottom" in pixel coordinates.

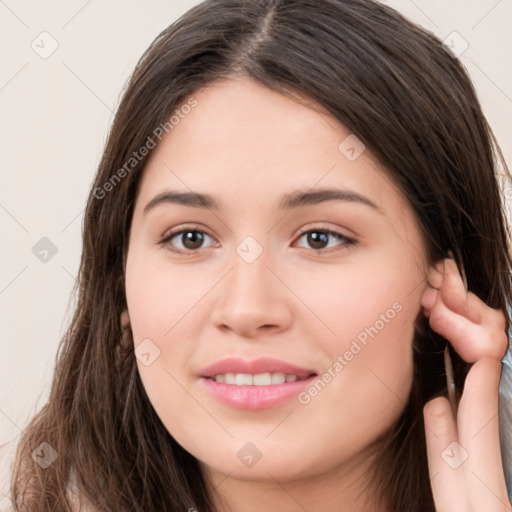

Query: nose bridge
[
  {"left": 211, "top": 235, "right": 290, "bottom": 335},
  {"left": 228, "top": 237, "right": 275, "bottom": 304}
]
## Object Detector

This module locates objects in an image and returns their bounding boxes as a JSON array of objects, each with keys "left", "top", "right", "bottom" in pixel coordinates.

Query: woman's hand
[{"left": 420, "top": 257, "right": 511, "bottom": 512}]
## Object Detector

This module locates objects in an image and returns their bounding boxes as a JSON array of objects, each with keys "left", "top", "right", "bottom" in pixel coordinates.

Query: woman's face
[{"left": 125, "top": 77, "right": 433, "bottom": 485}]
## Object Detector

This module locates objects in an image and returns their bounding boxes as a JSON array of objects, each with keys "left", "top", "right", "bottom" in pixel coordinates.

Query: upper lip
[{"left": 199, "top": 357, "right": 317, "bottom": 379}]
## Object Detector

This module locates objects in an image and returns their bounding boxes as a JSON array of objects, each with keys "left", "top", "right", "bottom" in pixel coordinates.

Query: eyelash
[{"left": 158, "top": 224, "right": 357, "bottom": 256}]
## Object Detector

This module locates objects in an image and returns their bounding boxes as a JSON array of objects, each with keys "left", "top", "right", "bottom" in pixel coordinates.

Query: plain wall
[{"left": 1, "top": 0, "right": 511, "bottom": 449}]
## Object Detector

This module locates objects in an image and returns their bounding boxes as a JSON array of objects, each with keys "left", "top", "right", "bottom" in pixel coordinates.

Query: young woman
[{"left": 6, "top": 0, "right": 512, "bottom": 510}]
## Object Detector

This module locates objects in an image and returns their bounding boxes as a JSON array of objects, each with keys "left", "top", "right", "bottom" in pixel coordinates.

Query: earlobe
[{"left": 120, "top": 309, "right": 131, "bottom": 329}]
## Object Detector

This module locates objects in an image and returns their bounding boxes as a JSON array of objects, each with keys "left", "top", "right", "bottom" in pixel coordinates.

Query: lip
[
  {"left": 199, "top": 357, "right": 316, "bottom": 380},
  {"left": 199, "top": 357, "right": 318, "bottom": 410}
]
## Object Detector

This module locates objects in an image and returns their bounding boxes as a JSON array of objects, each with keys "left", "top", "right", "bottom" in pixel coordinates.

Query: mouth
[{"left": 199, "top": 357, "right": 318, "bottom": 409}]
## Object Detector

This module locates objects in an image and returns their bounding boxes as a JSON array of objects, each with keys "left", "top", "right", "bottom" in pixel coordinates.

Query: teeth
[
  {"left": 253, "top": 372, "right": 272, "bottom": 385},
  {"left": 235, "top": 373, "right": 253, "bottom": 385},
  {"left": 271, "top": 372, "right": 285, "bottom": 384},
  {"left": 224, "top": 373, "right": 236, "bottom": 384},
  {"left": 213, "top": 372, "right": 302, "bottom": 385}
]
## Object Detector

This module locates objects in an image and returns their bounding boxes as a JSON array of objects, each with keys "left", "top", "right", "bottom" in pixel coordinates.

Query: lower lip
[{"left": 200, "top": 376, "right": 317, "bottom": 409}]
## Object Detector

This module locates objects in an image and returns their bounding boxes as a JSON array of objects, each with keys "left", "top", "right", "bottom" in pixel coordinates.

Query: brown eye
[
  {"left": 159, "top": 227, "right": 216, "bottom": 254},
  {"left": 294, "top": 228, "right": 356, "bottom": 254},
  {"left": 176, "top": 230, "right": 205, "bottom": 250}
]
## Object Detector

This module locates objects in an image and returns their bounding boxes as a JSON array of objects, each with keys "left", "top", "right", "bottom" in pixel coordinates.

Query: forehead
[
  {"left": 135, "top": 77, "right": 404, "bottom": 220},
  {"left": 166, "top": 77, "right": 343, "bottom": 162}
]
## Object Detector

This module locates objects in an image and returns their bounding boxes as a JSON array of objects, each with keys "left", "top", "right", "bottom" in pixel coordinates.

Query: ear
[
  {"left": 420, "top": 260, "right": 445, "bottom": 318},
  {"left": 120, "top": 309, "right": 131, "bottom": 329},
  {"left": 427, "top": 259, "right": 445, "bottom": 290}
]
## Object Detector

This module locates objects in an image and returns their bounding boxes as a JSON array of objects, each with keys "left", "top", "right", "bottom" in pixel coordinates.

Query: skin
[
  {"left": 123, "top": 77, "right": 510, "bottom": 511},
  {"left": 422, "top": 258, "right": 510, "bottom": 511}
]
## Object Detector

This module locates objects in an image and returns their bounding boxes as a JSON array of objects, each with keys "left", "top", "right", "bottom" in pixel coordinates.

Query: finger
[
  {"left": 421, "top": 260, "right": 482, "bottom": 319},
  {"left": 427, "top": 261, "right": 445, "bottom": 290},
  {"left": 440, "top": 258, "right": 481, "bottom": 324},
  {"left": 424, "top": 396, "right": 468, "bottom": 511},
  {"left": 428, "top": 290, "right": 508, "bottom": 362},
  {"left": 439, "top": 258, "right": 506, "bottom": 339},
  {"left": 458, "top": 358, "right": 511, "bottom": 511}
]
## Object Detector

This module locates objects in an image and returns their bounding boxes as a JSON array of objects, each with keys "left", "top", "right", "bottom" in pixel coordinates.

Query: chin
[{"left": 200, "top": 457, "right": 315, "bottom": 483}]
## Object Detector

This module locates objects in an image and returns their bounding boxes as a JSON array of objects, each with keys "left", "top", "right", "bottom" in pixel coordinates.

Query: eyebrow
[{"left": 143, "top": 188, "right": 382, "bottom": 214}]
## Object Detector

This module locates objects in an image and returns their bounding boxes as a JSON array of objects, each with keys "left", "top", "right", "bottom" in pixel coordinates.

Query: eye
[
  {"left": 159, "top": 226, "right": 217, "bottom": 254},
  {"left": 158, "top": 224, "right": 357, "bottom": 256},
  {"left": 293, "top": 226, "right": 357, "bottom": 254}
]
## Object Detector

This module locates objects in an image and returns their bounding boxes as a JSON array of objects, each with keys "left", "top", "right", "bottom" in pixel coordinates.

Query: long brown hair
[{"left": 10, "top": 0, "right": 512, "bottom": 510}]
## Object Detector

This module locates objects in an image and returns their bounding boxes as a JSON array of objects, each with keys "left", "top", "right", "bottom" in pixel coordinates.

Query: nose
[{"left": 210, "top": 248, "right": 292, "bottom": 339}]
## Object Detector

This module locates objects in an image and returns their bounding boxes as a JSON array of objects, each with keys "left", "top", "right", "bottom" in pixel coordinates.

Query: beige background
[{"left": 0, "top": 0, "right": 511, "bottom": 465}]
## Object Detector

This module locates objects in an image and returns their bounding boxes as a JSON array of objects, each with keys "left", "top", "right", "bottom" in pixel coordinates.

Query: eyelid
[
  {"left": 295, "top": 222, "right": 354, "bottom": 238},
  {"left": 160, "top": 223, "right": 212, "bottom": 241}
]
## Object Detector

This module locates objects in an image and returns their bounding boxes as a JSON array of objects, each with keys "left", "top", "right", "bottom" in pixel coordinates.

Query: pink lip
[{"left": 199, "top": 357, "right": 317, "bottom": 410}]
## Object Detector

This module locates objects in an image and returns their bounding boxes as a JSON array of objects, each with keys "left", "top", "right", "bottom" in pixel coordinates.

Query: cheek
[
  {"left": 124, "top": 250, "right": 210, "bottom": 419},
  {"left": 295, "top": 287, "right": 416, "bottom": 465},
  {"left": 301, "top": 256, "right": 420, "bottom": 407},
  {"left": 125, "top": 251, "right": 207, "bottom": 341},
  {"left": 124, "top": 266, "right": 198, "bottom": 439},
  {"left": 301, "top": 258, "right": 418, "bottom": 351}
]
